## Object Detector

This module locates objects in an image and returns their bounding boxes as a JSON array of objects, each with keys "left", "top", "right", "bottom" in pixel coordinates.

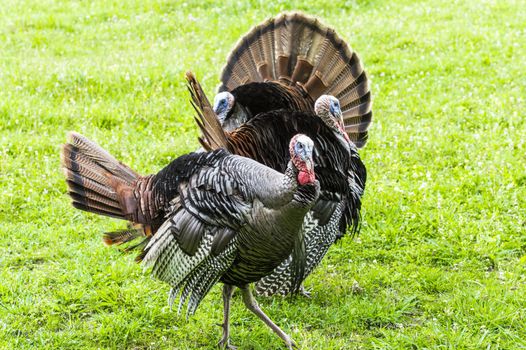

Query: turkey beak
[{"left": 301, "top": 148, "right": 314, "bottom": 172}]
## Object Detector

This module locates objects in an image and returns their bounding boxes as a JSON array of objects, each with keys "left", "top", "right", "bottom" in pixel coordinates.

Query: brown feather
[
  {"left": 68, "top": 188, "right": 121, "bottom": 210},
  {"left": 325, "top": 54, "right": 364, "bottom": 97},
  {"left": 217, "top": 12, "right": 373, "bottom": 147},
  {"left": 337, "top": 73, "right": 369, "bottom": 108},
  {"left": 67, "top": 132, "right": 138, "bottom": 184},
  {"left": 344, "top": 111, "right": 373, "bottom": 133},
  {"left": 103, "top": 228, "right": 144, "bottom": 246},
  {"left": 70, "top": 195, "right": 123, "bottom": 217},
  {"left": 63, "top": 171, "right": 118, "bottom": 201},
  {"left": 60, "top": 132, "right": 142, "bottom": 221},
  {"left": 71, "top": 201, "right": 124, "bottom": 220},
  {"left": 185, "top": 71, "right": 229, "bottom": 150}
]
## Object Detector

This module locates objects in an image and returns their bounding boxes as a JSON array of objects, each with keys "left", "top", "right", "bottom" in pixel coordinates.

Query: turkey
[
  {"left": 188, "top": 73, "right": 366, "bottom": 297},
  {"left": 61, "top": 131, "right": 319, "bottom": 349},
  {"left": 213, "top": 12, "right": 372, "bottom": 148}
]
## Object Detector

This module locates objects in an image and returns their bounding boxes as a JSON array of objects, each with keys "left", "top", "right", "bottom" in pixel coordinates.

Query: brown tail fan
[
  {"left": 60, "top": 132, "right": 139, "bottom": 220},
  {"left": 218, "top": 12, "right": 372, "bottom": 147}
]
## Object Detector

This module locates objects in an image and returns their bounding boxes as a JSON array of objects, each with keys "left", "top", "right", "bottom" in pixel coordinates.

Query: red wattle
[{"left": 298, "top": 170, "right": 315, "bottom": 185}]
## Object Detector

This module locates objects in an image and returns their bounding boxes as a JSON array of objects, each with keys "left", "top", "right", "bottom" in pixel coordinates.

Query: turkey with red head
[
  {"left": 61, "top": 132, "right": 319, "bottom": 349},
  {"left": 189, "top": 76, "right": 366, "bottom": 297}
]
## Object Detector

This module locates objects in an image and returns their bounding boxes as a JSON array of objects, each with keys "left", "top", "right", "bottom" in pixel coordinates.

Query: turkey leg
[
  {"left": 240, "top": 285, "right": 297, "bottom": 349},
  {"left": 218, "top": 284, "right": 236, "bottom": 349}
]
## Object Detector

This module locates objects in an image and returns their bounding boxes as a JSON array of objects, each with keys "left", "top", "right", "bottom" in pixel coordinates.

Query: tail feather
[
  {"left": 61, "top": 144, "right": 120, "bottom": 190},
  {"left": 70, "top": 193, "right": 124, "bottom": 217},
  {"left": 63, "top": 168, "right": 118, "bottom": 202},
  {"left": 275, "top": 14, "right": 293, "bottom": 82},
  {"left": 325, "top": 53, "right": 364, "bottom": 97},
  {"left": 238, "top": 38, "right": 262, "bottom": 84},
  {"left": 218, "top": 12, "right": 372, "bottom": 148},
  {"left": 344, "top": 111, "right": 373, "bottom": 134},
  {"left": 336, "top": 73, "right": 369, "bottom": 108},
  {"left": 103, "top": 228, "right": 145, "bottom": 246},
  {"left": 291, "top": 17, "right": 319, "bottom": 84},
  {"left": 186, "top": 71, "right": 229, "bottom": 151},
  {"left": 67, "top": 131, "right": 138, "bottom": 184},
  {"left": 246, "top": 20, "right": 276, "bottom": 81},
  {"left": 343, "top": 97, "right": 372, "bottom": 120},
  {"left": 66, "top": 183, "right": 120, "bottom": 209},
  {"left": 60, "top": 132, "right": 140, "bottom": 220},
  {"left": 69, "top": 191, "right": 121, "bottom": 211},
  {"left": 71, "top": 201, "right": 124, "bottom": 220}
]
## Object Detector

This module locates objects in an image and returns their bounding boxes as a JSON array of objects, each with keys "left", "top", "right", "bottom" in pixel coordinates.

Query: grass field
[{"left": 1, "top": 0, "right": 525, "bottom": 348}]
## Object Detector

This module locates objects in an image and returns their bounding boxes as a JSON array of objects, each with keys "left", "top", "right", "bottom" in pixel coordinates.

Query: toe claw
[
  {"left": 298, "top": 285, "right": 311, "bottom": 298},
  {"left": 217, "top": 341, "right": 237, "bottom": 350},
  {"left": 286, "top": 338, "right": 298, "bottom": 350},
  {"left": 217, "top": 339, "right": 237, "bottom": 349}
]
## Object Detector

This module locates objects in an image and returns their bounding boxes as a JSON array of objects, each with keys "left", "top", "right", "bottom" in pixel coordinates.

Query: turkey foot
[{"left": 297, "top": 285, "right": 311, "bottom": 298}]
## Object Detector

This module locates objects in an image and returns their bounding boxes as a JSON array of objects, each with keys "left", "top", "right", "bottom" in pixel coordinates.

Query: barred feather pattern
[
  {"left": 61, "top": 132, "right": 176, "bottom": 234},
  {"left": 255, "top": 202, "right": 343, "bottom": 296},
  {"left": 218, "top": 12, "right": 372, "bottom": 148},
  {"left": 60, "top": 132, "right": 139, "bottom": 220},
  {"left": 142, "top": 216, "right": 238, "bottom": 317}
]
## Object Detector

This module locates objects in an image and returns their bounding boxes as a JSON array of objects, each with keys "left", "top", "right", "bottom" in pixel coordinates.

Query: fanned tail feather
[
  {"left": 218, "top": 12, "right": 372, "bottom": 147},
  {"left": 103, "top": 228, "right": 144, "bottom": 246},
  {"left": 60, "top": 131, "right": 139, "bottom": 220}
]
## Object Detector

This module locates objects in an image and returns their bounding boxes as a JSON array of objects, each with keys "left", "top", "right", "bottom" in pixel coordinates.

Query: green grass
[{"left": 1, "top": 0, "right": 525, "bottom": 348}]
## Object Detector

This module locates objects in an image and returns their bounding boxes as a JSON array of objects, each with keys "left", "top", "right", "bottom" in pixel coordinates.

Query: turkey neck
[
  {"left": 262, "top": 161, "right": 320, "bottom": 230},
  {"left": 221, "top": 162, "right": 319, "bottom": 286}
]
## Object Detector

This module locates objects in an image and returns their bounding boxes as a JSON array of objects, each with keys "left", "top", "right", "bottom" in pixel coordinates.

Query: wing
[
  {"left": 338, "top": 147, "right": 367, "bottom": 238},
  {"left": 142, "top": 149, "right": 251, "bottom": 256},
  {"left": 140, "top": 205, "right": 239, "bottom": 317},
  {"left": 139, "top": 149, "right": 284, "bottom": 315}
]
